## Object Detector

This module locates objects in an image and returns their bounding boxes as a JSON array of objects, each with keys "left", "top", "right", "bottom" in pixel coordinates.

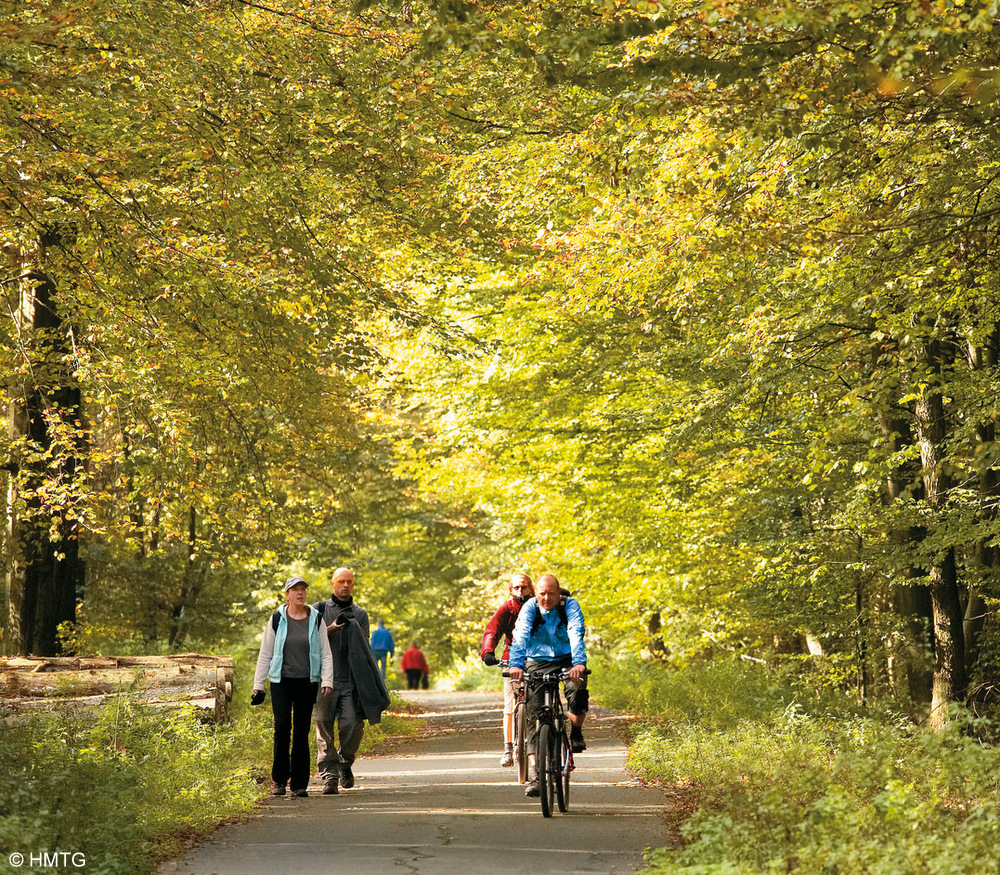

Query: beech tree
[
  {"left": 4, "top": 0, "right": 1000, "bottom": 727},
  {"left": 386, "top": 0, "right": 1000, "bottom": 720},
  {"left": 1, "top": 0, "right": 452, "bottom": 654}
]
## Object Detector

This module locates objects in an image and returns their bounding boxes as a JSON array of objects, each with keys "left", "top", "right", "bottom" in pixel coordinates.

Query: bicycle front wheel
[
  {"left": 514, "top": 700, "right": 529, "bottom": 784},
  {"left": 555, "top": 728, "right": 569, "bottom": 812},
  {"left": 537, "top": 723, "right": 554, "bottom": 817},
  {"left": 563, "top": 737, "right": 573, "bottom": 810}
]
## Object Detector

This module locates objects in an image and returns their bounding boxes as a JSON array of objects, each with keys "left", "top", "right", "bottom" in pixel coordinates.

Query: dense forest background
[{"left": 4, "top": 0, "right": 1000, "bottom": 730}]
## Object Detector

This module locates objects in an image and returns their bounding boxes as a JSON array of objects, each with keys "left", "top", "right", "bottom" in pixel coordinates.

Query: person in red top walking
[
  {"left": 400, "top": 641, "right": 430, "bottom": 689},
  {"left": 480, "top": 571, "right": 535, "bottom": 767}
]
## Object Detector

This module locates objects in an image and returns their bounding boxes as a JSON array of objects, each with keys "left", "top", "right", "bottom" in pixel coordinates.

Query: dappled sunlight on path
[{"left": 160, "top": 688, "right": 671, "bottom": 875}]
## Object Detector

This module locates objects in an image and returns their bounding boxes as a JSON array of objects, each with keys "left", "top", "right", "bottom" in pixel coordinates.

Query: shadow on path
[{"left": 159, "top": 689, "right": 671, "bottom": 875}]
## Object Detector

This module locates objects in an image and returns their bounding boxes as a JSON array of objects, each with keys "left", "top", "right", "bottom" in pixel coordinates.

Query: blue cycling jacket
[{"left": 508, "top": 596, "right": 586, "bottom": 668}]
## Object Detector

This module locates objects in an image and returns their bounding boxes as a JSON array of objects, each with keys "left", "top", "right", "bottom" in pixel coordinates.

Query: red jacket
[
  {"left": 480, "top": 596, "right": 527, "bottom": 662},
  {"left": 400, "top": 646, "right": 429, "bottom": 674}
]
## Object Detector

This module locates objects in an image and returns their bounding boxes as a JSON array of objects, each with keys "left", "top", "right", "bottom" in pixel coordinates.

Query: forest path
[{"left": 159, "top": 689, "right": 672, "bottom": 875}]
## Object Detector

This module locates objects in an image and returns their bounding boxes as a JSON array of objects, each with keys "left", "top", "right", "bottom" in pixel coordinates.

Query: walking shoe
[
  {"left": 323, "top": 780, "right": 339, "bottom": 795},
  {"left": 524, "top": 774, "right": 540, "bottom": 797},
  {"left": 292, "top": 788, "right": 308, "bottom": 797},
  {"left": 339, "top": 763, "right": 355, "bottom": 789},
  {"left": 500, "top": 744, "right": 514, "bottom": 767},
  {"left": 570, "top": 730, "right": 587, "bottom": 753},
  {"left": 271, "top": 783, "right": 286, "bottom": 796}
]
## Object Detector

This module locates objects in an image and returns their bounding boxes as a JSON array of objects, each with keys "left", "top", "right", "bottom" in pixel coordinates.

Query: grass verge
[
  {"left": 592, "top": 656, "right": 1000, "bottom": 875},
  {"left": 0, "top": 651, "right": 420, "bottom": 875}
]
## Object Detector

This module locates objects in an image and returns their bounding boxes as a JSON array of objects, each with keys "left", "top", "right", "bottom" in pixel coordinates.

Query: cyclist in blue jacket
[{"left": 508, "top": 573, "right": 588, "bottom": 797}]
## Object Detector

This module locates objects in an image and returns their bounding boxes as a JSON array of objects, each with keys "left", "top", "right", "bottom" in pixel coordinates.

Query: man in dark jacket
[
  {"left": 312, "top": 567, "right": 390, "bottom": 794},
  {"left": 480, "top": 572, "right": 535, "bottom": 767}
]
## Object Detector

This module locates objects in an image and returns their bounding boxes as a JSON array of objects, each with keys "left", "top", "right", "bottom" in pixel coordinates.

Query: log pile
[{"left": 0, "top": 654, "right": 235, "bottom": 723}]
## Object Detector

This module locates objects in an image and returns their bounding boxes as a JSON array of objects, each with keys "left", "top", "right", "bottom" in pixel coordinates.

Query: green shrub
[
  {"left": 447, "top": 654, "right": 505, "bottom": 691},
  {"left": 626, "top": 660, "right": 1000, "bottom": 875},
  {"left": 590, "top": 654, "right": 841, "bottom": 729},
  {"left": 0, "top": 646, "right": 422, "bottom": 875},
  {"left": 0, "top": 698, "right": 264, "bottom": 875}
]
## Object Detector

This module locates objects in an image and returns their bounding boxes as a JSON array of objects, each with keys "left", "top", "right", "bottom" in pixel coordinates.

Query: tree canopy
[{"left": 4, "top": 0, "right": 1000, "bottom": 721}]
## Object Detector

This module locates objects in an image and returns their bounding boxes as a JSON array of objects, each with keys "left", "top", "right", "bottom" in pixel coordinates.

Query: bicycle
[
  {"left": 523, "top": 667, "right": 590, "bottom": 817},
  {"left": 500, "top": 661, "right": 530, "bottom": 784}
]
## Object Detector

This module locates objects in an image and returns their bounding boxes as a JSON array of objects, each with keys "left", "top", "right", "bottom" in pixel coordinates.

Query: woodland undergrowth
[
  {"left": 591, "top": 657, "right": 1000, "bottom": 875},
  {"left": 0, "top": 649, "right": 415, "bottom": 875}
]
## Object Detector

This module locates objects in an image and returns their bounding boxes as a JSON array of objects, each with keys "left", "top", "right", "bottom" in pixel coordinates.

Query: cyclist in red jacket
[{"left": 481, "top": 571, "right": 535, "bottom": 767}]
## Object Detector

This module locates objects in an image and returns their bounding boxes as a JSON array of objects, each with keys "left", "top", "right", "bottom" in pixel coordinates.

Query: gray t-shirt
[{"left": 281, "top": 615, "right": 311, "bottom": 679}]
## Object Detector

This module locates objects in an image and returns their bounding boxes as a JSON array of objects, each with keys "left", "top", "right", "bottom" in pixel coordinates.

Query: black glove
[
  {"left": 338, "top": 607, "right": 355, "bottom": 621},
  {"left": 251, "top": 689, "right": 265, "bottom": 706},
  {"left": 482, "top": 652, "right": 499, "bottom": 667}
]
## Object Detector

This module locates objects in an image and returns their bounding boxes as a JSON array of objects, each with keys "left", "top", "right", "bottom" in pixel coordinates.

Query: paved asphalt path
[{"left": 159, "top": 689, "right": 672, "bottom": 875}]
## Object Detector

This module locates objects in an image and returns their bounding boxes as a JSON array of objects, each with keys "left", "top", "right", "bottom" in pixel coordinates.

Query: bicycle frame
[{"left": 525, "top": 669, "right": 576, "bottom": 817}]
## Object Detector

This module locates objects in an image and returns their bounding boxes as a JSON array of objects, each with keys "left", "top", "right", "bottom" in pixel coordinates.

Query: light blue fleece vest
[{"left": 267, "top": 604, "right": 324, "bottom": 683}]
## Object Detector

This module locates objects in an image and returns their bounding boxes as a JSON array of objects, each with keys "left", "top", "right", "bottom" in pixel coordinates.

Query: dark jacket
[
  {"left": 315, "top": 597, "right": 391, "bottom": 724},
  {"left": 480, "top": 596, "right": 527, "bottom": 662}
]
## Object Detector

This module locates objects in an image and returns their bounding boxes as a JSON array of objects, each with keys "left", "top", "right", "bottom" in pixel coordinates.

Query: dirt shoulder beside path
[{"left": 160, "top": 689, "right": 672, "bottom": 875}]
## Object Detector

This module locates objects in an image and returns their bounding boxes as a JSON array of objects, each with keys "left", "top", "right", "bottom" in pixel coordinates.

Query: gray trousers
[{"left": 314, "top": 687, "right": 365, "bottom": 780}]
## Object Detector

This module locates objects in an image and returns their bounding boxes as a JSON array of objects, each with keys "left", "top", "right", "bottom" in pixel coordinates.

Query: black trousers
[
  {"left": 406, "top": 669, "right": 423, "bottom": 689},
  {"left": 270, "top": 677, "right": 318, "bottom": 790},
  {"left": 524, "top": 658, "right": 588, "bottom": 755}
]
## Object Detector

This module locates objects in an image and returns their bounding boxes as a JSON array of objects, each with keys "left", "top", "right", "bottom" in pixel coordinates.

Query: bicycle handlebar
[
  {"left": 501, "top": 666, "right": 591, "bottom": 682},
  {"left": 530, "top": 668, "right": 591, "bottom": 684}
]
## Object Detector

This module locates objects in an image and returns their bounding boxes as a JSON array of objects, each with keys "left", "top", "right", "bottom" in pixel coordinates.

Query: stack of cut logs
[{"left": 0, "top": 654, "right": 235, "bottom": 723}]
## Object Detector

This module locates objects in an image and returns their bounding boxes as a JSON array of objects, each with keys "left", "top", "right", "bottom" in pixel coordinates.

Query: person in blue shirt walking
[
  {"left": 507, "top": 573, "right": 588, "bottom": 797},
  {"left": 370, "top": 619, "right": 395, "bottom": 679}
]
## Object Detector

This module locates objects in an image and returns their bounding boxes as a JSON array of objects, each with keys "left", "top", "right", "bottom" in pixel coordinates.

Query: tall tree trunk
[
  {"left": 964, "top": 591, "right": 989, "bottom": 679},
  {"left": 874, "top": 339, "right": 933, "bottom": 702},
  {"left": 927, "top": 547, "right": 964, "bottom": 729},
  {"left": 855, "top": 579, "right": 870, "bottom": 702},
  {"left": 168, "top": 505, "right": 203, "bottom": 651},
  {"left": 5, "top": 229, "right": 84, "bottom": 655},
  {"left": 966, "top": 333, "right": 1000, "bottom": 687},
  {"left": 914, "top": 336, "right": 966, "bottom": 730}
]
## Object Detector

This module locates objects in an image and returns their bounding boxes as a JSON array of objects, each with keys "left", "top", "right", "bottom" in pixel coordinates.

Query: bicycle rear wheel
[
  {"left": 514, "top": 699, "right": 529, "bottom": 784},
  {"left": 537, "top": 723, "right": 554, "bottom": 817}
]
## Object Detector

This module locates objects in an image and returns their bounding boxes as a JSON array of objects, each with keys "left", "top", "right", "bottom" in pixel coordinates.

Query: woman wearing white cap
[{"left": 252, "top": 576, "right": 334, "bottom": 797}]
